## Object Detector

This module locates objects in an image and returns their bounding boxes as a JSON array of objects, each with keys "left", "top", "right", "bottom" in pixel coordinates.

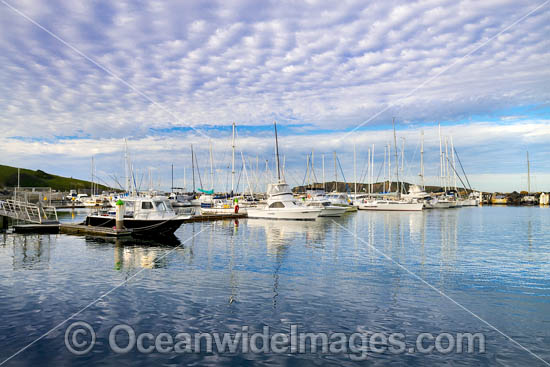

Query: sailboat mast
[
  {"left": 401, "top": 137, "right": 405, "bottom": 193},
  {"left": 322, "top": 154, "right": 325, "bottom": 191},
  {"left": 256, "top": 155, "right": 259, "bottom": 189},
  {"left": 370, "top": 144, "right": 374, "bottom": 194},
  {"left": 311, "top": 150, "right": 314, "bottom": 187},
  {"left": 367, "top": 148, "right": 371, "bottom": 194},
  {"left": 388, "top": 144, "right": 391, "bottom": 193},
  {"left": 171, "top": 164, "right": 174, "bottom": 192},
  {"left": 439, "top": 123, "right": 443, "bottom": 189},
  {"left": 451, "top": 136, "right": 457, "bottom": 191},
  {"left": 306, "top": 154, "right": 310, "bottom": 187},
  {"left": 444, "top": 136, "right": 449, "bottom": 192},
  {"left": 527, "top": 151, "right": 531, "bottom": 193},
  {"left": 191, "top": 144, "right": 195, "bottom": 193},
  {"left": 209, "top": 142, "right": 214, "bottom": 191},
  {"left": 333, "top": 151, "right": 337, "bottom": 191},
  {"left": 392, "top": 117, "right": 399, "bottom": 196},
  {"left": 420, "top": 130, "right": 425, "bottom": 190},
  {"left": 124, "top": 139, "right": 128, "bottom": 193},
  {"left": 231, "top": 122, "right": 236, "bottom": 194},
  {"left": 383, "top": 145, "right": 387, "bottom": 192},
  {"left": 353, "top": 143, "right": 357, "bottom": 198},
  {"left": 241, "top": 152, "right": 254, "bottom": 197},
  {"left": 274, "top": 122, "right": 281, "bottom": 182},
  {"left": 91, "top": 156, "right": 94, "bottom": 196}
]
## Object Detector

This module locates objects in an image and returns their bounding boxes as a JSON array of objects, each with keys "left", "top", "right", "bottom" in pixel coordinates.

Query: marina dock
[
  {"left": 13, "top": 223, "right": 60, "bottom": 234},
  {"left": 59, "top": 223, "right": 132, "bottom": 237},
  {"left": 184, "top": 213, "right": 247, "bottom": 222}
]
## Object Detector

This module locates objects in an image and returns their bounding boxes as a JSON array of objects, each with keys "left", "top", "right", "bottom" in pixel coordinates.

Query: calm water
[{"left": 1, "top": 207, "right": 550, "bottom": 366}]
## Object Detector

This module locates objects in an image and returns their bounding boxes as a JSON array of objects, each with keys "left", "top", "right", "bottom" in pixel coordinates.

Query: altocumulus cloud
[{"left": 0, "top": 0, "right": 549, "bottom": 191}]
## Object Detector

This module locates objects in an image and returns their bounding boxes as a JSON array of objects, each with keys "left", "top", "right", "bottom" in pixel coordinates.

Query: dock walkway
[
  {"left": 0, "top": 199, "right": 58, "bottom": 224},
  {"left": 59, "top": 223, "right": 132, "bottom": 237}
]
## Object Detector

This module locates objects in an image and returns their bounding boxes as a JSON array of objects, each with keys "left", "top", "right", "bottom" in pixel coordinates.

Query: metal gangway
[{"left": 0, "top": 199, "right": 58, "bottom": 224}]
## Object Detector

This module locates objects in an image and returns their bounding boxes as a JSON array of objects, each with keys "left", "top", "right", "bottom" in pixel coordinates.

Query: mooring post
[
  {"left": 0, "top": 216, "right": 7, "bottom": 232},
  {"left": 115, "top": 199, "right": 125, "bottom": 231}
]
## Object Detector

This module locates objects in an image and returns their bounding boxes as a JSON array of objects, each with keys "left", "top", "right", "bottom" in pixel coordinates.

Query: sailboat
[
  {"left": 247, "top": 122, "right": 322, "bottom": 220},
  {"left": 358, "top": 119, "right": 423, "bottom": 211},
  {"left": 199, "top": 123, "right": 248, "bottom": 214},
  {"left": 325, "top": 152, "right": 357, "bottom": 212},
  {"left": 304, "top": 188, "right": 347, "bottom": 217}
]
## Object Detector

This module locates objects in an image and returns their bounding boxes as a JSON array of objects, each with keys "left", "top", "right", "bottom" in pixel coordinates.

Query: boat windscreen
[{"left": 154, "top": 201, "right": 168, "bottom": 211}]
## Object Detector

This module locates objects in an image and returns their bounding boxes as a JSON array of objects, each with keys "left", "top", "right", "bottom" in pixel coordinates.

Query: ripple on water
[{"left": 0, "top": 207, "right": 549, "bottom": 365}]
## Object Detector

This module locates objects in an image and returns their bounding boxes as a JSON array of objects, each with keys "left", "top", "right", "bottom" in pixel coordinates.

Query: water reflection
[
  {"left": 84, "top": 235, "right": 184, "bottom": 271},
  {"left": 246, "top": 218, "right": 335, "bottom": 254},
  {"left": 2, "top": 234, "right": 53, "bottom": 270},
  {"left": 56, "top": 208, "right": 90, "bottom": 223},
  {"left": 245, "top": 217, "right": 354, "bottom": 308}
]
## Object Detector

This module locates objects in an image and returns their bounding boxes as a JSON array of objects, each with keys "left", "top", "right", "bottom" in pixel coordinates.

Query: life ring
[{"left": 234, "top": 204, "right": 239, "bottom": 213}]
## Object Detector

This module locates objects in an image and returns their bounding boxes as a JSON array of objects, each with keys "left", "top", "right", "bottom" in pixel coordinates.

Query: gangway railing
[{"left": 0, "top": 199, "right": 58, "bottom": 224}]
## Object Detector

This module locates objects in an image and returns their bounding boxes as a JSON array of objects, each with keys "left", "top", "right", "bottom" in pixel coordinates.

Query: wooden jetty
[
  {"left": 59, "top": 223, "right": 132, "bottom": 237},
  {"left": 13, "top": 223, "right": 60, "bottom": 234},
  {"left": 184, "top": 213, "right": 247, "bottom": 222}
]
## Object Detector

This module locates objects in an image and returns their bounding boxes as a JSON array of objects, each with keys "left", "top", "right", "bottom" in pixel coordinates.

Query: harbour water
[{"left": 1, "top": 207, "right": 549, "bottom": 366}]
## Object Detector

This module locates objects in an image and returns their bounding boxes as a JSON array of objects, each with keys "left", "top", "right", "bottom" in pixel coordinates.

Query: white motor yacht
[
  {"left": 168, "top": 191, "right": 192, "bottom": 208},
  {"left": 304, "top": 189, "right": 347, "bottom": 217},
  {"left": 304, "top": 200, "right": 347, "bottom": 217},
  {"left": 358, "top": 199, "right": 423, "bottom": 211},
  {"left": 247, "top": 122, "right": 322, "bottom": 221},
  {"left": 247, "top": 182, "right": 321, "bottom": 220},
  {"left": 402, "top": 184, "right": 434, "bottom": 209},
  {"left": 325, "top": 192, "right": 358, "bottom": 212}
]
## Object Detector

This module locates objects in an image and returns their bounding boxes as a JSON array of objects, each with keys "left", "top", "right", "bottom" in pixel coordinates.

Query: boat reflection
[
  {"left": 246, "top": 218, "right": 335, "bottom": 254},
  {"left": 2, "top": 234, "right": 53, "bottom": 270},
  {"left": 84, "top": 235, "right": 184, "bottom": 270}
]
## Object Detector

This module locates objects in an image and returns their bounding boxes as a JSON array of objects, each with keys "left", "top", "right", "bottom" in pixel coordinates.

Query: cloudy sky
[{"left": 1, "top": 0, "right": 549, "bottom": 192}]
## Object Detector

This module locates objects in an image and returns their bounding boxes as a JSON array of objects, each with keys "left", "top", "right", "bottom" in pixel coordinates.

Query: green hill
[{"left": 0, "top": 164, "right": 116, "bottom": 192}]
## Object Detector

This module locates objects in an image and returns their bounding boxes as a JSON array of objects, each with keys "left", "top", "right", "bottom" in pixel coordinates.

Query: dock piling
[{"left": 115, "top": 199, "right": 125, "bottom": 231}]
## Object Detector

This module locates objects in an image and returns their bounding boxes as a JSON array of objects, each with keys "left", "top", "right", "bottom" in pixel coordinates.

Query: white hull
[
  {"left": 319, "top": 206, "right": 347, "bottom": 217},
  {"left": 332, "top": 204, "right": 358, "bottom": 212},
  {"left": 247, "top": 207, "right": 320, "bottom": 220},
  {"left": 432, "top": 201, "right": 452, "bottom": 209},
  {"left": 358, "top": 201, "right": 423, "bottom": 211},
  {"left": 460, "top": 199, "right": 478, "bottom": 206}
]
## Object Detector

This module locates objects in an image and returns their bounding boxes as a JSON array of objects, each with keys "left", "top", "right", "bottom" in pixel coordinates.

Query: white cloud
[
  {"left": 1, "top": 119, "right": 549, "bottom": 192},
  {"left": 0, "top": 0, "right": 549, "bottom": 192},
  {"left": 0, "top": 0, "right": 548, "bottom": 138}
]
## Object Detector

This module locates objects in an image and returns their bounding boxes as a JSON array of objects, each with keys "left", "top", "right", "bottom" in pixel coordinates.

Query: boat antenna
[{"left": 274, "top": 121, "right": 281, "bottom": 182}]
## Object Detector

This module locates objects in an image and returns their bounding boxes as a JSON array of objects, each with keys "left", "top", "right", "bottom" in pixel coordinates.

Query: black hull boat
[
  {"left": 85, "top": 196, "right": 191, "bottom": 237},
  {"left": 85, "top": 216, "right": 188, "bottom": 236}
]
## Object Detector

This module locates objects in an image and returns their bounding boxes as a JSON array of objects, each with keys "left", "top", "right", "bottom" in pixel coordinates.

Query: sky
[{"left": 0, "top": 0, "right": 549, "bottom": 193}]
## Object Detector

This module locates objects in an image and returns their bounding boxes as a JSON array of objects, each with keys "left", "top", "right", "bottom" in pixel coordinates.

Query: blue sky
[{"left": 0, "top": 0, "right": 549, "bottom": 192}]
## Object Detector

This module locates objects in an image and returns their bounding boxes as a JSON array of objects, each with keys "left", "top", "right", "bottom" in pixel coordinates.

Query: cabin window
[
  {"left": 268, "top": 201, "right": 285, "bottom": 208},
  {"left": 142, "top": 201, "right": 154, "bottom": 210},
  {"left": 154, "top": 201, "right": 167, "bottom": 211}
]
